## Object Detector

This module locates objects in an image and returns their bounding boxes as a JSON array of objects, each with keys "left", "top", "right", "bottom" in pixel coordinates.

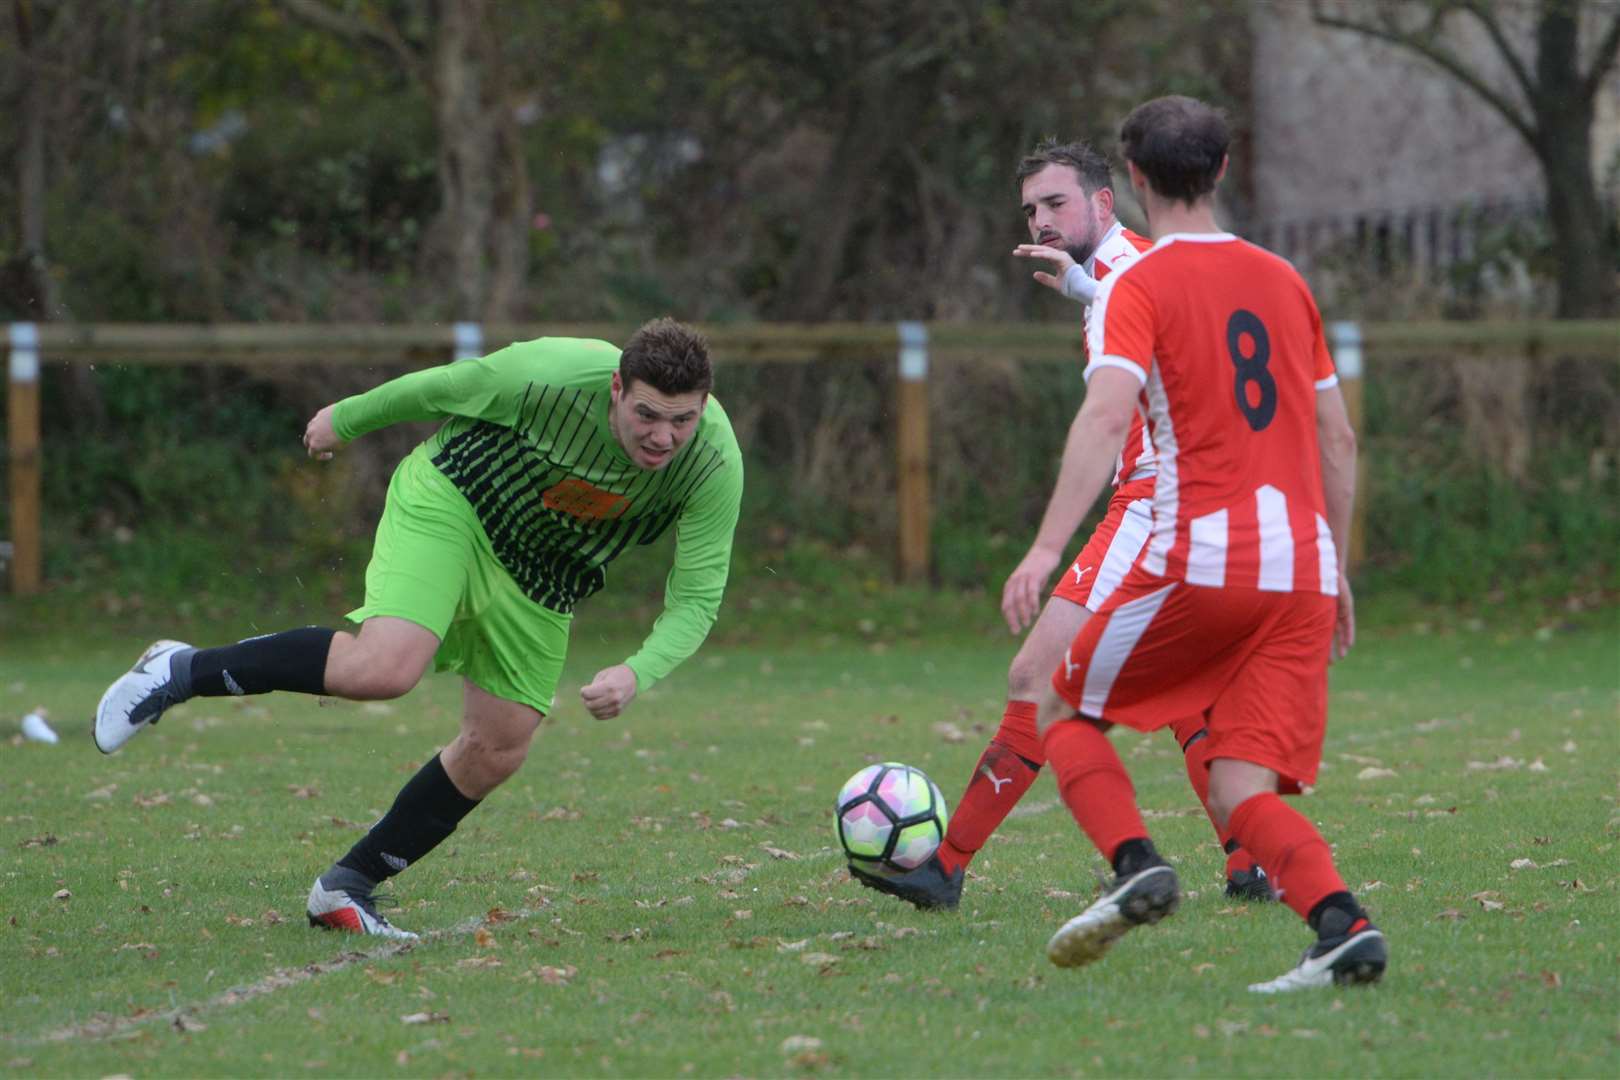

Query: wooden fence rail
[{"left": 5, "top": 320, "right": 1618, "bottom": 596}]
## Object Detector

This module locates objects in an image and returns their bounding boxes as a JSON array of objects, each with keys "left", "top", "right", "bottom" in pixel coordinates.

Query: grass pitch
[{"left": 2, "top": 605, "right": 1616, "bottom": 1077}]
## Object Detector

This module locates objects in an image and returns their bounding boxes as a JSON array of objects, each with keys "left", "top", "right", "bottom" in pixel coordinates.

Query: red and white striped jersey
[
  {"left": 1086, "top": 233, "right": 1341, "bottom": 594},
  {"left": 1083, "top": 222, "right": 1157, "bottom": 487}
]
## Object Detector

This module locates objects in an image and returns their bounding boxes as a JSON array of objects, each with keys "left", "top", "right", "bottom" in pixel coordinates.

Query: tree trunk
[
  {"left": 1534, "top": 0, "right": 1617, "bottom": 317},
  {"left": 771, "top": 63, "right": 942, "bottom": 321},
  {"left": 484, "top": 88, "right": 531, "bottom": 321},
  {"left": 432, "top": 0, "right": 497, "bottom": 320}
]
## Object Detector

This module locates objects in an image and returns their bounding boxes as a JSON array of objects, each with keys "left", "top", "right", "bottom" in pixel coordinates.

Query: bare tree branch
[
  {"left": 1581, "top": 2, "right": 1620, "bottom": 102},
  {"left": 279, "top": 0, "right": 425, "bottom": 86},
  {"left": 1312, "top": 3, "right": 1538, "bottom": 145},
  {"left": 1460, "top": 0, "right": 1539, "bottom": 107}
]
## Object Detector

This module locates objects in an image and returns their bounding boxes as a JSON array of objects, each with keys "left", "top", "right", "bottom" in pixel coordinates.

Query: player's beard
[{"left": 1063, "top": 224, "right": 1100, "bottom": 266}]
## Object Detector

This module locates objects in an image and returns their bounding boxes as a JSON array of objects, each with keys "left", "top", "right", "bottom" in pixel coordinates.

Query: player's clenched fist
[
  {"left": 581, "top": 664, "right": 639, "bottom": 720},
  {"left": 303, "top": 404, "right": 343, "bottom": 460}
]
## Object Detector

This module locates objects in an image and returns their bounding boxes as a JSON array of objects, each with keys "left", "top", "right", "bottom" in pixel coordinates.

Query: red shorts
[
  {"left": 1051, "top": 479, "right": 1155, "bottom": 612},
  {"left": 1051, "top": 573, "right": 1335, "bottom": 792}
]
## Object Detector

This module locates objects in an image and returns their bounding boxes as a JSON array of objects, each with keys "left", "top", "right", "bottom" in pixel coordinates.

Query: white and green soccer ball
[{"left": 834, "top": 762, "right": 949, "bottom": 876}]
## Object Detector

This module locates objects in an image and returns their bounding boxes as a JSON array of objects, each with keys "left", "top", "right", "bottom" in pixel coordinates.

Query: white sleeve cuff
[
  {"left": 1084, "top": 355, "right": 1148, "bottom": 386},
  {"left": 1061, "top": 264, "right": 1099, "bottom": 304},
  {"left": 1314, "top": 374, "right": 1340, "bottom": 390}
]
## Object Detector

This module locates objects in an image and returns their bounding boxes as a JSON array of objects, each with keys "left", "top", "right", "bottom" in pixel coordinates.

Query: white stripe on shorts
[
  {"left": 1084, "top": 498, "right": 1154, "bottom": 611},
  {"left": 1077, "top": 582, "right": 1178, "bottom": 718}
]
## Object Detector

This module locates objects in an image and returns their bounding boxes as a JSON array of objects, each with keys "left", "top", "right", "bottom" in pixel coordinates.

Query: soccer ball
[{"left": 834, "top": 762, "right": 949, "bottom": 876}]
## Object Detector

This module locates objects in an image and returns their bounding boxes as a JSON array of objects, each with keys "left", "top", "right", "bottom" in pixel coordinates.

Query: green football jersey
[{"left": 330, "top": 337, "right": 743, "bottom": 689}]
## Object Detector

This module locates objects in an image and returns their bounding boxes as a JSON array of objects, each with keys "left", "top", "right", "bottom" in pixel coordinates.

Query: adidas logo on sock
[
  {"left": 382, "top": 853, "right": 408, "bottom": 872},
  {"left": 222, "top": 670, "right": 246, "bottom": 696}
]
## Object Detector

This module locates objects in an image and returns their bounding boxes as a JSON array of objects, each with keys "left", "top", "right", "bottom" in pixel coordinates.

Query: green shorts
[{"left": 347, "top": 450, "right": 569, "bottom": 713}]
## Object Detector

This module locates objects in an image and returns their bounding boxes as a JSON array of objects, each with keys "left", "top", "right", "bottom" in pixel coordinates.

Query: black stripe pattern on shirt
[{"left": 429, "top": 386, "right": 727, "bottom": 614}]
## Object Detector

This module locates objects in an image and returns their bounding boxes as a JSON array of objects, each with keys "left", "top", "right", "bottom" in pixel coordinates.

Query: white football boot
[
  {"left": 1046, "top": 862, "right": 1180, "bottom": 969},
  {"left": 1248, "top": 924, "right": 1387, "bottom": 993},
  {"left": 93, "top": 640, "right": 192, "bottom": 753},
  {"left": 306, "top": 873, "right": 419, "bottom": 940}
]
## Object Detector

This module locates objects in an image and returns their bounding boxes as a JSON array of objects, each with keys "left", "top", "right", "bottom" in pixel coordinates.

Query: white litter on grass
[{"left": 21, "top": 710, "right": 58, "bottom": 744}]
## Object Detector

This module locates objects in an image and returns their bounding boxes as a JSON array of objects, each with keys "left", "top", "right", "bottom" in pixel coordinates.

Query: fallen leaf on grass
[
  {"left": 1191, "top": 963, "right": 1216, "bottom": 974},
  {"left": 530, "top": 964, "right": 577, "bottom": 985},
  {"left": 930, "top": 722, "right": 967, "bottom": 744},
  {"left": 1509, "top": 858, "right": 1538, "bottom": 870},
  {"left": 1477, "top": 898, "right": 1504, "bottom": 912},
  {"left": 1357, "top": 767, "right": 1397, "bottom": 780},
  {"left": 485, "top": 906, "right": 519, "bottom": 924},
  {"left": 761, "top": 844, "right": 801, "bottom": 860},
  {"left": 781, "top": 1036, "right": 823, "bottom": 1054},
  {"left": 777, "top": 938, "right": 811, "bottom": 953},
  {"left": 1541, "top": 971, "right": 1561, "bottom": 988},
  {"left": 1527, "top": 758, "right": 1549, "bottom": 773},
  {"left": 1467, "top": 757, "right": 1523, "bottom": 772},
  {"left": 456, "top": 956, "right": 502, "bottom": 969},
  {"left": 400, "top": 1011, "right": 449, "bottom": 1025},
  {"left": 52, "top": 889, "right": 71, "bottom": 901},
  {"left": 133, "top": 793, "right": 171, "bottom": 808},
  {"left": 540, "top": 806, "right": 581, "bottom": 821},
  {"left": 1435, "top": 908, "right": 1466, "bottom": 921},
  {"left": 18, "top": 834, "right": 58, "bottom": 849},
  {"left": 800, "top": 952, "right": 839, "bottom": 967},
  {"left": 287, "top": 785, "right": 320, "bottom": 799},
  {"left": 365, "top": 968, "right": 401, "bottom": 986},
  {"left": 474, "top": 928, "right": 496, "bottom": 948},
  {"left": 653, "top": 949, "right": 684, "bottom": 960},
  {"left": 171, "top": 1015, "right": 206, "bottom": 1033}
]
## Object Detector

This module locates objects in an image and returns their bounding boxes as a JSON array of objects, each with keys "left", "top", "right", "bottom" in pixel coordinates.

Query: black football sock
[
  {"left": 169, "top": 627, "right": 335, "bottom": 700},
  {"left": 1111, "top": 837, "right": 1162, "bottom": 877},
  {"left": 1308, "top": 892, "right": 1366, "bottom": 938},
  {"left": 336, "top": 754, "right": 481, "bottom": 884}
]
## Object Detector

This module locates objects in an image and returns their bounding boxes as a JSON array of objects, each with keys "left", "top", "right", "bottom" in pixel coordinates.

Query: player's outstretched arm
[
  {"left": 1316, "top": 384, "right": 1358, "bottom": 660},
  {"left": 1002, "top": 409, "right": 1105, "bottom": 633},
  {"left": 1003, "top": 369, "right": 1138, "bottom": 634}
]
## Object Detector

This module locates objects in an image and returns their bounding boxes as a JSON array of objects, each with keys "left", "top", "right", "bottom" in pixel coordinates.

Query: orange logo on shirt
[{"left": 543, "top": 478, "right": 630, "bottom": 521}]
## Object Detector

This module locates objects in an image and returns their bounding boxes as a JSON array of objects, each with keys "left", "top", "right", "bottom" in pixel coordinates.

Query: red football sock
[
  {"left": 1166, "top": 715, "right": 1254, "bottom": 875},
  {"left": 1042, "top": 717, "right": 1147, "bottom": 863},
  {"left": 1226, "top": 792, "right": 1348, "bottom": 923},
  {"left": 938, "top": 702, "right": 1043, "bottom": 874}
]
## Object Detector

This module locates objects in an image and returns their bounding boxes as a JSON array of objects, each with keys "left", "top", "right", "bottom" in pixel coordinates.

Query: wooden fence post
[
  {"left": 896, "top": 321, "right": 930, "bottom": 583},
  {"left": 7, "top": 323, "right": 43, "bottom": 596},
  {"left": 1328, "top": 320, "right": 1366, "bottom": 570}
]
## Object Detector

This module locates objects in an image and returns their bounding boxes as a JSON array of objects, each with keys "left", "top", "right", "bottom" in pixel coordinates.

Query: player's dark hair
[
  {"left": 619, "top": 317, "right": 712, "bottom": 396},
  {"left": 1118, "top": 95, "right": 1229, "bottom": 203},
  {"left": 1014, "top": 138, "right": 1114, "bottom": 196}
]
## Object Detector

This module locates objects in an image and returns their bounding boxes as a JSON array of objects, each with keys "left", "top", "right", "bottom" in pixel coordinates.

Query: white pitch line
[{"left": 22, "top": 907, "right": 543, "bottom": 1047}]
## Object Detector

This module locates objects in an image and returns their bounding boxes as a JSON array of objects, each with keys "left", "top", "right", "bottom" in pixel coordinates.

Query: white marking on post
[
  {"left": 453, "top": 321, "right": 483, "bottom": 362},
  {"left": 1328, "top": 321, "right": 1363, "bottom": 380},
  {"left": 898, "top": 321, "right": 928, "bottom": 381},
  {"left": 9, "top": 323, "right": 40, "bottom": 382}
]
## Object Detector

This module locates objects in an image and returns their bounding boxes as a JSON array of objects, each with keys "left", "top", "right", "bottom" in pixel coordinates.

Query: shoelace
[{"left": 129, "top": 682, "right": 184, "bottom": 727}]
